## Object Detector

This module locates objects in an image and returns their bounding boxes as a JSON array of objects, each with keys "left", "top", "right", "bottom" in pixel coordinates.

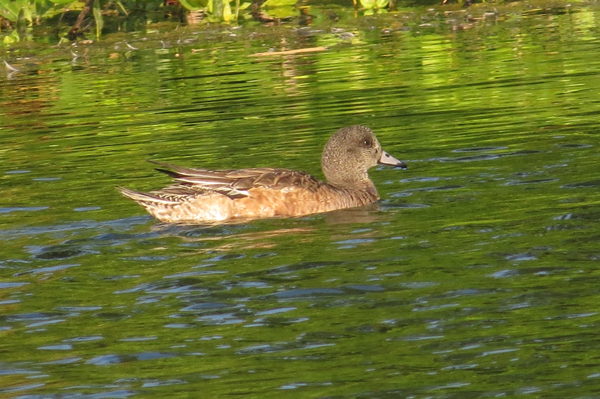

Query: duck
[{"left": 119, "top": 125, "right": 406, "bottom": 223}]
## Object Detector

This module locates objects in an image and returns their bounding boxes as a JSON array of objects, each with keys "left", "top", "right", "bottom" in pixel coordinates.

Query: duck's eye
[{"left": 363, "top": 139, "right": 372, "bottom": 147}]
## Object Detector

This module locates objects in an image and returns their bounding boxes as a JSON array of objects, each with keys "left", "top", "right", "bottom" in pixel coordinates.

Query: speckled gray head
[{"left": 321, "top": 125, "right": 406, "bottom": 188}]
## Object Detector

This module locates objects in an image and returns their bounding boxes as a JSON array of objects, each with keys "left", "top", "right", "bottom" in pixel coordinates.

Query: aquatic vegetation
[
  {"left": 357, "top": 0, "right": 390, "bottom": 13},
  {"left": 179, "top": 0, "right": 251, "bottom": 22},
  {"left": 0, "top": 0, "right": 75, "bottom": 25},
  {"left": 0, "top": 0, "right": 398, "bottom": 41},
  {"left": 0, "top": 0, "right": 259, "bottom": 39}
]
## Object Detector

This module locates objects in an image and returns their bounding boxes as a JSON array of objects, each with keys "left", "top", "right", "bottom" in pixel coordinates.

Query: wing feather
[{"left": 146, "top": 160, "right": 321, "bottom": 200}]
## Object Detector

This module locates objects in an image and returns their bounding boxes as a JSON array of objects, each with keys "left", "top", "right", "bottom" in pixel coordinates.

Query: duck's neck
[
  {"left": 327, "top": 180, "right": 380, "bottom": 206},
  {"left": 327, "top": 175, "right": 376, "bottom": 192}
]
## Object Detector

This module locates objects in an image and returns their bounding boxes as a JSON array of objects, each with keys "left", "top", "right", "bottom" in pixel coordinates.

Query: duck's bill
[{"left": 378, "top": 151, "right": 407, "bottom": 169}]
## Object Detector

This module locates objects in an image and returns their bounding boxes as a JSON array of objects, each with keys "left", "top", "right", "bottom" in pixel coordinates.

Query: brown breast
[{"left": 230, "top": 183, "right": 380, "bottom": 219}]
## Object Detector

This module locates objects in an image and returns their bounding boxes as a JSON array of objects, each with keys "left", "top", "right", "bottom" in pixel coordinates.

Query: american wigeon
[{"left": 119, "top": 125, "right": 406, "bottom": 223}]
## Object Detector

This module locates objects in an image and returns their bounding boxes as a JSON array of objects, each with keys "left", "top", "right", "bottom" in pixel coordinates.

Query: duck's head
[{"left": 321, "top": 125, "right": 406, "bottom": 188}]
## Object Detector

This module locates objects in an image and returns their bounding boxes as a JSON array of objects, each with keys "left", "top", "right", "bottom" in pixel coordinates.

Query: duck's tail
[{"left": 117, "top": 187, "right": 178, "bottom": 205}]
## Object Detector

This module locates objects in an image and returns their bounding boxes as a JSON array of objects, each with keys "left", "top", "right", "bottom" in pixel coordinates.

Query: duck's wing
[
  {"left": 118, "top": 186, "right": 196, "bottom": 205},
  {"left": 149, "top": 161, "right": 322, "bottom": 199}
]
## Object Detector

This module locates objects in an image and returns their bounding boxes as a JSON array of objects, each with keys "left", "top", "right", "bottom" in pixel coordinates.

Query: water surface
[{"left": 2, "top": 4, "right": 600, "bottom": 398}]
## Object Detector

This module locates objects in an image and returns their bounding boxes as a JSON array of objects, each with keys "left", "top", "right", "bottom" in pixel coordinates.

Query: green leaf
[
  {"left": 17, "top": 6, "right": 30, "bottom": 27},
  {"left": 52, "top": 0, "right": 80, "bottom": 4},
  {"left": 3, "top": 29, "right": 20, "bottom": 45},
  {"left": 262, "top": 0, "right": 297, "bottom": 7},
  {"left": 0, "top": 0, "right": 26, "bottom": 21},
  {"left": 222, "top": 0, "right": 232, "bottom": 21},
  {"left": 179, "top": 0, "right": 206, "bottom": 10},
  {"left": 260, "top": 5, "right": 295, "bottom": 18},
  {"left": 115, "top": 1, "right": 129, "bottom": 15},
  {"left": 93, "top": 0, "right": 103, "bottom": 38}
]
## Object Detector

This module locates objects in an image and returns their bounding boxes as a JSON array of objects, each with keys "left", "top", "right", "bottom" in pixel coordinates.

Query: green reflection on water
[{"left": 1, "top": 4, "right": 600, "bottom": 398}]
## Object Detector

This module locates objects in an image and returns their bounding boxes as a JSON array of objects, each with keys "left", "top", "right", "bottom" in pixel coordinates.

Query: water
[{"left": 1, "top": 3, "right": 600, "bottom": 398}]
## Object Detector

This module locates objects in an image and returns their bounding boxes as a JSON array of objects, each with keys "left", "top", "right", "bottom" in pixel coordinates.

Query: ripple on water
[
  {"left": 38, "top": 344, "right": 72, "bottom": 351},
  {"left": 272, "top": 288, "right": 346, "bottom": 299},
  {"left": 32, "top": 177, "right": 61, "bottom": 181},
  {"left": 164, "top": 270, "right": 228, "bottom": 278},
  {"left": 180, "top": 303, "right": 236, "bottom": 312},
  {"left": 236, "top": 341, "right": 334, "bottom": 355},
  {"left": 63, "top": 336, "right": 104, "bottom": 343},
  {"left": 115, "top": 279, "right": 205, "bottom": 295},
  {"left": 0, "top": 282, "right": 29, "bottom": 289},
  {"left": 561, "top": 179, "right": 600, "bottom": 188},
  {"left": 452, "top": 146, "right": 509, "bottom": 152},
  {"left": 400, "top": 176, "right": 441, "bottom": 183},
  {"left": 0, "top": 368, "right": 41, "bottom": 376},
  {"left": 27, "top": 245, "right": 93, "bottom": 261},
  {"left": 334, "top": 238, "right": 375, "bottom": 249},
  {"left": 142, "top": 379, "right": 188, "bottom": 388},
  {"left": 119, "top": 336, "right": 158, "bottom": 342},
  {"left": 196, "top": 313, "right": 245, "bottom": 325},
  {"left": 86, "top": 354, "right": 122, "bottom": 365},
  {"left": 438, "top": 149, "right": 542, "bottom": 163},
  {"left": 7, "top": 312, "right": 61, "bottom": 323},
  {"left": 505, "top": 253, "right": 538, "bottom": 261},
  {"left": 55, "top": 306, "right": 103, "bottom": 312},
  {"left": 504, "top": 178, "right": 559, "bottom": 186},
  {"left": 14, "top": 263, "right": 80, "bottom": 276},
  {"left": 0, "top": 207, "right": 49, "bottom": 214},
  {"left": 73, "top": 206, "right": 102, "bottom": 212},
  {"left": 489, "top": 266, "right": 567, "bottom": 278},
  {"left": 203, "top": 253, "right": 246, "bottom": 262},
  {"left": 343, "top": 284, "right": 385, "bottom": 292},
  {"left": 0, "top": 383, "right": 46, "bottom": 394},
  {"left": 238, "top": 261, "right": 343, "bottom": 277},
  {"left": 555, "top": 143, "right": 593, "bottom": 148},
  {"left": 254, "top": 307, "right": 296, "bottom": 316}
]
